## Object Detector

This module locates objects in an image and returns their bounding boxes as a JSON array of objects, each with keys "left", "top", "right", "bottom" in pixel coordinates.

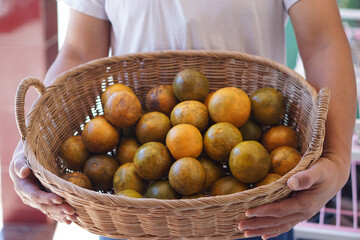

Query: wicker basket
[{"left": 15, "top": 50, "right": 329, "bottom": 240}]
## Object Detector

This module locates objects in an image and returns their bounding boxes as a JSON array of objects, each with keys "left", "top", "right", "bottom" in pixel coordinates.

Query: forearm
[{"left": 302, "top": 38, "right": 356, "bottom": 187}]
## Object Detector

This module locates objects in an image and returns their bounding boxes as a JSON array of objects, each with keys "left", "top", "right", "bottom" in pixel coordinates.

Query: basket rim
[{"left": 23, "top": 50, "right": 328, "bottom": 210}]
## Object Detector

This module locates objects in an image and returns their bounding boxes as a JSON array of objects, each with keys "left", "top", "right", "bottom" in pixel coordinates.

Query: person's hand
[
  {"left": 238, "top": 154, "right": 349, "bottom": 239},
  {"left": 9, "top": 143, "right": 77, "bottom": 224}
]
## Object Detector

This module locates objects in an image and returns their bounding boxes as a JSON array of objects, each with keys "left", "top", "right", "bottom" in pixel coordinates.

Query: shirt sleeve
[
  {"left": 283, "top": 0, "right": 300, "bottom": 11},
  {"left": 59, "top": 0, "right": 108, "bottom": 20}
]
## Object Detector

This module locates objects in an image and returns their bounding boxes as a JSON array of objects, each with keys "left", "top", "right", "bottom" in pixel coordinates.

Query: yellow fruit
[
  {"left": 166, "top": 124, "right": 203, "bottom": 160},
  {"left": 101, "top": 83, "right": 134, "bottom": 106},
  {"left": 261, "top": 125, "right": 298, "bottom": 153},
  {"left": 59, "top": 136, "right": 90, "bottom": 171},
  {"left": 116, "top": 138, "right": 140, "bottom": 165},
  {"left": 83, "top": 154, "right": 119, "bottom": 191},
  {"left": 208, "top": 87, "right": 251, "bottom": 127},
  {"left": 168, "top": 157, "right": 206, "bottom": 196},
  {"left": 173, "top": 69, "right": 209, "bottom": 102},
  {"left": 62, "top": 172, "right": 92, "bottom": 190},
  {"left": 116, "top": 189, "right": 143, "bottom": 198},
  {"left": 270, "top": 146, "right": 302, "bottom": 176},
  {"left": 229, "top": 141, "right": 271, "bottom": 184},
  {"left": 145, "top": 180, "right": 180, "bottom": 199},
  {"left": 104, "top": 91, "right": 142, "bottom": 128},
  {"left": 210, "top": 176, "right": 248, "bottom": 196},
  {"left": 145, "top": 85, "right": 178, "bottom": 116},
  {"left": 250, "top": 87, "right": 286, "bottom": 126},
  {"left": 170, "top": 100, "right": 209, "bottom": 132},
  {"left": 81, "top": 115, "right": 119, "bottom": 153},
  {"left": 198, "top": 156, "right": 226, "bottom": 192},
  {"left": 135, "top": 111, "right": 171, "bottom": 144},
  {"left": 254, "top": 173, "right": 282, "bottom": 187},
  {"left": 204, "top": 122, "right": 243, "bottom": 162},
  {"left": 113, "top": 162, "right": 147, "bottom": 194},
  {"left": 133, "top": 142, "right": 172, "bottom": 181}
]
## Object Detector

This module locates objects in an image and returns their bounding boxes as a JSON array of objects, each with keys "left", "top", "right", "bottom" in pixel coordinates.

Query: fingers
[
  {"left": 40, "top": 203, "right": 77, "bottom": 224},
  {"left": 11, "top": 153, "right": 31, "bottom": 179},
  {"left": 288, "top": 159, "right": 325, "bottom": 191}
]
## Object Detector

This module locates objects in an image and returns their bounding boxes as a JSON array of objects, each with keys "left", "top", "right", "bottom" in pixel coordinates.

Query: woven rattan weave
[{"left": 15, "top": 50, "right": 329, "bottom": 239}]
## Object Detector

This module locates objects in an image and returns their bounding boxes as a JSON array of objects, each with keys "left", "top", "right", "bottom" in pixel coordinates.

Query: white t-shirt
[{"left": 62, "top": 0, "right": 299, "bottom": 64}]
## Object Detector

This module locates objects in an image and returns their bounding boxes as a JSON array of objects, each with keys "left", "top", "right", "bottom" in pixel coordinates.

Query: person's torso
[{"left": 105, "top": 0, "right": 288, "bottom": 64}]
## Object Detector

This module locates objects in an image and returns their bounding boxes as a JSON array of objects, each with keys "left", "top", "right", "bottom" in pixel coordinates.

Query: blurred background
[{"left": 0, "top": 0, "right": 359, "bottom": 239}]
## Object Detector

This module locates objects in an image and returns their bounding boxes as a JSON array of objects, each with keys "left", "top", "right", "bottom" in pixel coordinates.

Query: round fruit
[
  {"left": 239, "top": 118, "right": 263, "bottom": 141},
  {"left": 208, "top": 87, "right": 251, "bottom": 127},
  {"left": 204, "top": 122, "right": 243, "bottom": 162},
  {"left": 166, "top": 124, "right": 203, "bottom": 160},
  {"left": 101, "top": 83, "right": 134, "bottom": 106},
  {"left": 210, "top": 176, "right": 248, "bottom": 196},
  {"left": 104, "top": 91, "right": 142, "bottom": 128},
  {"left": 261, "top": 125, "right": 298, "bottom": 153},
  {"left": 229, "top": 141, "right": 271, "bottom": 184},
  {"left": 113, "top": 162, "right": 147, "bottom": 194},
  {"left": 133, "top": 142, "right": 172, "bottom": 181},
  {"left": 81, "top": 115, "right": 119, "bottom": 153},
  {"left": 135, "top": 111, "right": 171, "bottom": 144},
  {"left": 62, "top": 172, "right": 92, "bottom": 190},
  {"left": 182, "top": 193, "right": 205, "bottom": 199},
  {"left": 145, "top": 85, "right": 178, "bottom": 116},
  {"left": 84, "top": 154, "right": 120, "bottom": 191},
  {"left": 59, "top": 135, "right": 90, "bottom": 171},
  {"left": 116, "top": 138, "right": 140, "bottom": 165},
  {"left": 270, "top": 146, "right": 302, "bottom": 176},
  {"left": 203, "top": 92, "right": 215, "bottom": 108},
  {"left": 198, "top": 156, "right": 226, "bottom": 192},
  {"left": 254, "top": 173, "right": 282, "bottom": 187},
  {"left": 170, "top": 100, "right": 209, "bottom": 132},
  {"left": 250, "top": 87, "right": 286, "bottom": 126},
  {"left": 173, "top": 69, "right": 209, "bottom": 102},
  {"left": 116, "top": 189, "right": 143, "bottom": 198},
  {"left": 145, "top": 180, "right": 180, "bottom": 199},
  {"left": 168, "top": 157, "right": 206, "bottom": 196}
]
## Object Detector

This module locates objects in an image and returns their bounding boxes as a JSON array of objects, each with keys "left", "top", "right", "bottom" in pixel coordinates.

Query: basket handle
[
  {"left": 307, "top": 87, "right": 330, "bottom": 165},
  {"left": 15, "top": 77, "right": 46, "bottom": 140}
]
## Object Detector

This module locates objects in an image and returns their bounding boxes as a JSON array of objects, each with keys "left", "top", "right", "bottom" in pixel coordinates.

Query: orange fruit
[
  {"left": 62, "top": 172, "right": 92, "bottom": 190},
  {"left": 203, "top": 92, "right": 215, "bottom": 108},
  {"left": 239, "top": 118, "right": 263, "bottom": 141},
  {"left": 208, "top": 87, "right": 251, "bottom": 127},
  {"left": 168, "top": 157, "right": 206, "bottom": 196},
  {"left": 229, "top": 141, "right": 271, "bottom": 184},
  {"left": 210, "top": 176, "right": 248, "bottom": 196},
  {"left": 116, "top": 189, "right": 143, "bottom": 198},
  {"left": 101, "top": 83, "right": 134, "bottom": 106},
  {"left": 170, "top": 100, "right": 209, "bottom": 132},
  {"left": 261, "top": 125, "right": 298, "bottom": 153},
  {"left": 166, "top": 124, "right": 203, "bottom": 160},
  {"left": 145, "top": 180, "right": 180, "bottom": 199},
  {"left": 182, "top": 193, "right": 205, "bottom": 199},
  {"left": 81, "top": 115, "right": 119, "bottom": 153},
  {"left": 84, "top": 154, "right": 120, "bottom": 191},
  {"left": 250, "top": 87, "right": 286, "bottom": 126},
  {"left": 116, "top": 138, "right": 140, "bottom": 165},
  {"left": 145, "top": 85, "right": 178, "bottom": 116},
  {"left": 104, "top": 91, "right": 142, "bottom": 128},
  {"left": 59, "top": 135, "right": 91, "bottom": 171},
  {"left": 204, "top": 122, "right": 243, "bottom": 162},
  {"left": 113, "top": 162, "right": 147, "bottom": 194},
  {"left": 270, "top": 146, "right": 302, "bottom": 176},
  {"left": 135, "top": 111, "right": 171, "bottom": 144},
  {"left": 173, "top": 69, "right": 209, "bottom": 102},
  {"left": 198, "top": 156, "right": 226, "bottom": 192},
  {"left": 133, "top": 142, "right": 172, "bottom": 181},
  {"left": 254, "top": 173, "right": 282, "bottom": 187}
]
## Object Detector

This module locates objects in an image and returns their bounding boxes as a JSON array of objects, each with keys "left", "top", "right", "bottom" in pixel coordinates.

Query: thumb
[
  {"left": 13, "top": 154, "right": 31, "bottom": 179},
  {"left": 287, "top": 165, "right": 323, "bottom": 191}
]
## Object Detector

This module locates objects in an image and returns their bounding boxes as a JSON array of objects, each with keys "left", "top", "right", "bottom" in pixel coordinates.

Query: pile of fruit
[{"left": 60, "top": 69, "right": 302, "bottom": 199}]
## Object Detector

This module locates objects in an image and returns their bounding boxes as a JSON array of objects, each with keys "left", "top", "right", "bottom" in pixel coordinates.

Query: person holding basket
[{"left": 9, "top": 0, "right": 357, "bottom": 239}]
